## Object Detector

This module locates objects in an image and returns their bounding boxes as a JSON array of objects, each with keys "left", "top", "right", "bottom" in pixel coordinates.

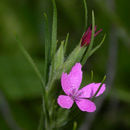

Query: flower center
[{"left": 69, "top": 89, "right": 82, "bottom": 101}]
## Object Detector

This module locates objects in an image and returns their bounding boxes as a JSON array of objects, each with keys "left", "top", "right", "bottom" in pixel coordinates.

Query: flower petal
[
  {"left": 76, "top": 99, "right": 96, "bottom": 112},
  {"left": 68, "top": 63, "right": 82, "bottom": 90},
  {"left": 78, "top": 83, "right": 106, "bottom": 98},
  {"left": 61, "top": 63, "right": 82, "bottom": 95},
  {"left": 82, "top": 26, "right": 91, "bottom": 40},
  {"left": 57, "top": 95, "right": 74, "bottom": 109},
  {"left": 61, "top": 72, "right": 71, "bottom": 95}
]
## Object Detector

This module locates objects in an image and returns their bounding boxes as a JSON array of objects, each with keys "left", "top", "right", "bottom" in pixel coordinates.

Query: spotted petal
[
  {"left": 57, "top": 95, "right": 74, "bottom": 109},
  {"left": 76, "top": 99, "right": 96, "bottom": 112},
  {"left": 78, "top": 83, "right": 106, "bottom": 98}
]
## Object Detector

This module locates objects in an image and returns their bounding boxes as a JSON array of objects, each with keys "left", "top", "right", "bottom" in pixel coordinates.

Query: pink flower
[
  {"left": 81, "top": 25, "right": 102, "bottom": 47},
  {"left": 57, "top": 63, "right": 106, "bottom": 112}
]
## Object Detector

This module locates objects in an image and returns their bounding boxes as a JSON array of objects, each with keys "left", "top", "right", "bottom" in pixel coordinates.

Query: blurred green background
[{"left": 0, "top": 0, "right": 130, "bottom": 130}]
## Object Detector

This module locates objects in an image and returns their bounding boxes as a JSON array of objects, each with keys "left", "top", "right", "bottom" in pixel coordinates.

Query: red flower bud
[{"left": 81, "top": 25, "right": 102, "bottom": 47}]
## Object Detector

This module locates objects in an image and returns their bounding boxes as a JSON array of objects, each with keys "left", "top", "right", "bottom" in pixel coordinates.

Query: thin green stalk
[
  {"left": 83, "top": 0, "right": 88, "bottom": 30},
  {"left": 47, "top": 0, "right": 58, "bottom": 92},
  {"left": 88, "top": 34, "right": 106, "bottom": 57},
  {"left": 81, "top": 10, "right": 95, "bottom": 65},
  {"left": 51, "top": 0, "right": 57, "bottom": 59},
  {"left": 16, "top": 37, "right": 45, "bottom": 91},
  {"left": 93, "top": 75, "right": 106, "bottom": 98},
  {"left": 42, "top": 94, "right": 50, "bottom": 130},
  {"left": 64, "top": 33, "right": 69, "bottom": 54},
  {"left": 91, "top": 70, "right": 94, "bottom": 82},
  {"left": 16, "top": 37, "right": 50, "bottom": 130},
  {"left": 44, "top": 13, "right": 50, "bottom": 84},
  {"left": 73, "top": 122, "right": 77, "bottom": 130},
  {"left": 38, "top": 109, "right": 44, "bottom": 130}
]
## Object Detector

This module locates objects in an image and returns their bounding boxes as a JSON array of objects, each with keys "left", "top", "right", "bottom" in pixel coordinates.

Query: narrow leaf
[
  {"left": 89, "top": 34, "right": 106, "bottom": 57},
  {"left": 93, "top": 75, "right": 106, "bottom": 99},
  {"left": 47, "top": 41, "right": 64, "bottom": 90},
  {"left": 73, "top": 122, "right": 77, "bottom": 130},
  {"left": 91, "top": 70, "right": 94, "bottom": 82},
  {"left": 54, "top": 41, "right": 64, "bottom": 72},
  {"left": 51, "top": 0, "right": 57, "bottom": 59},
  {"left": 63, "top": 44, "right": 86, "bottom": 73},
  {"left": 38, "top": 110, "right": 44, "bottom": 130},
  {"left": 16, "top": 37, "right": 45, "bottom": 92},
  {"left": 44, "top": 13, "right": 50, "bottom": 83},
  {"left": 16, "top": 37, "right": 50, "bottom": 129},
  {"left": 64, "top": 33, "right": 69, "bottom": 54},
  {"left": 83, "top": 0, "right": 88, "bottom": 30},
  {"left": 81, "top": 10, "right": 95, "bottom": 65}
]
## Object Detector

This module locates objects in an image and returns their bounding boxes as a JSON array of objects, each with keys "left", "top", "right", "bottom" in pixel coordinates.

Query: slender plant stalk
[
  {"left": 91, "top": 70, "right": 94, "bottom": 82},
  {"left": 38, "top": 109, "right": 44, "bottom": 130},
  {"left": 64, "top": 33, "right": 69, "bottom": 54},
  {"left": 88, "top": 34, "right": 106, "bottom": 57},
  {"left": 83, "top": 0, "right": 88, "bottom": 30},
  {"left": 44, "top": 13, "right": 50, "bottom": 84},
  {"left": 16, "top": 37, "right": 50, "bottom": 129},
  {"left": 16, "top": 37, "right": 45, "bottom": 92},
  {"left": 81, "top": 10, "right": 95, "bottom": 65},
  {"left": 73, "top": 122, "right": 77, "bottom": 130},
  {"left": 93, "top": 75, "right": 106, "bottom": 98},
  {"left": 51, "top": 0, "right": 57, "bottom": 59}
]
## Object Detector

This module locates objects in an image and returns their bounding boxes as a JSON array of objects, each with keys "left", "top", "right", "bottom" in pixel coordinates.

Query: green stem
[
  {"left": 16, "top": 37, "right": 45, "bottom": 91},
  {"left": 73, "top": 122, "right": 77, "bottom": 130},
  {"left": 44, "top": 13, "right": 50, "bottom": 84},
  {"left": 38, "top": 109, "right": 44, "bottom": 130},
  {"left": 64, "top": 33, "right": 69, "bottom": 54},
  {"left": 93, "top": 75, "right": 106, "bottom": 98},
  {"left": 91, "top": 70, "right": 94, "bottom": 82},
  {"left": 83, "top": 0, "right": 88, "bottom": 30},
  {"left": 51, "top": 0, "right": 57, "bottom": 59},
  {"left": 81, "top": 11, "right": 95, "bottom": 65},
  {"left": 43, "top": 93, "right": 50, "bottom": 130},
  {"left": 16, "top": 37, "right": 50, "bottom": 130}
]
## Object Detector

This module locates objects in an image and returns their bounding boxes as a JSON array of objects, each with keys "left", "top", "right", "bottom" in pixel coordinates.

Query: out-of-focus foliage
[{"left": 0, "top": 0, "right": 130, "bottom": 130}]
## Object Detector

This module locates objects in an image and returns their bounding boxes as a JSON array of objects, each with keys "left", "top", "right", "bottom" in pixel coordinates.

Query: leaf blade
[
  {"left": 64, "top": 33, "right": 69, "bottom": 54},
  {"left": 89, "top": 34, "right": 106, "bottom": 57},
  {"left": 51, "top": 0, "right": 57, "bottom": 59},
  {"left": 81, "top": 10, "right": 95, "bottom": 65},
  {"left": 44, "top": 13, "right": 50, "bottom": 83},
  {"left": 83, "top": 0, "right": 88, "bottom": 30},
  {"left": 16, "top": 37, "right": 45, "bottom": 91}
]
